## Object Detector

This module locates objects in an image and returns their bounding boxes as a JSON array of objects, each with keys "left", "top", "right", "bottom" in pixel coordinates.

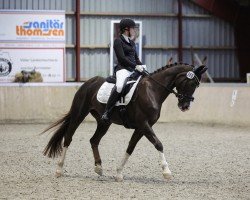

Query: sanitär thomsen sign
[
  {"left": 0, "top": 10, "right": 65, "bottom": 42},
  {"left": 0, "top": 10, "right": 65, "bottom": 83},
  {"left": 16, "top": 19, "right": 64, "bottom": 37}
]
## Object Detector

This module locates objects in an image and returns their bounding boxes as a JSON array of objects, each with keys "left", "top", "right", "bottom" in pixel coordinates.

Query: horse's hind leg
[
  {"left": 55, "top": 118, "right": 85, "bottom": 177},
  {"left": 90, "top": 120, "right": 111, "bottom": 176},
  {"left": 116, "top": 130, "right": 143, "bottom": 182},
  {"left": 56, "top": 109, "right": 89, "bottom": 177},
  {"left": 56, "top": 146, "right": 68, "bottom": 177}
]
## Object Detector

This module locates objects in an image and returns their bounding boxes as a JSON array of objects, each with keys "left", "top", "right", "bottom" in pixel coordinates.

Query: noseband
[{"left": 145, "top": 70, "right": 200, "bottom": 102}]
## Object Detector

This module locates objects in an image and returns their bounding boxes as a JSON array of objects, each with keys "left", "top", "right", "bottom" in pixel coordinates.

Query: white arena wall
[{"left": 1, "top": 83, "right": 250, "bottom": 126}]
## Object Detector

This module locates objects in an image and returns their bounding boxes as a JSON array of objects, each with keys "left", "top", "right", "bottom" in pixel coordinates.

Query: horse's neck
[{"left": 149, "top": 66, "right": 188, "bottom": 102}]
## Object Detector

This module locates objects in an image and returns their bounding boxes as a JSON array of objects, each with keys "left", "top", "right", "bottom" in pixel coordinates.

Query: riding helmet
[{"left": 119, "top": 18, "right": 136, "bottom": 32}]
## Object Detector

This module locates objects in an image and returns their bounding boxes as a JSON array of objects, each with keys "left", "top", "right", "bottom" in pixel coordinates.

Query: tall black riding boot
[{"left": 101, "top": 86, "right": 120, "bottom": 123}]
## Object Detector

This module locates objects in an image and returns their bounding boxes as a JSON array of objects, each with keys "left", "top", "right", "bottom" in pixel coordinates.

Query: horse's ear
[
  {"left": 167, "top": 57, "right": 173, "bottom": 65},
  {"left": 193, "top": 65, "right": 208, "bottom": 76}
]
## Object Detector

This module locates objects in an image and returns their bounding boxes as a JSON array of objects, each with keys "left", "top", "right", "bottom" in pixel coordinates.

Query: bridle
[{"left": 144, "top": 70, "right": 200, "bottom": 102}]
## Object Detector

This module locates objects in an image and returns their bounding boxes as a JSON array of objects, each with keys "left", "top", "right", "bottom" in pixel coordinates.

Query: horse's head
[{"left": 174, "top": 65, "right": 207, "bottom": 112}]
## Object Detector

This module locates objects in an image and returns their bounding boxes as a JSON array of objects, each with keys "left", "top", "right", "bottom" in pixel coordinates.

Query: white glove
[{"left": 135, "top": 65, "right": 144, "bottom": 72}]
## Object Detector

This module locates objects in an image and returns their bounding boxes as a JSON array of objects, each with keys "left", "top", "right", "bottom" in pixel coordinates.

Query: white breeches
[{"left": 115, "top": 69, "right": 133, "bottom": 93}]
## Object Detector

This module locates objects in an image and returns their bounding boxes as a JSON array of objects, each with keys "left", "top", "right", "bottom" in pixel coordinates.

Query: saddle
[
  {"left": 97, "top": 72, "right": 141, "bottom": 106},
  {"left": 97, "top": 72, "right": 142, "bottom": 129}
]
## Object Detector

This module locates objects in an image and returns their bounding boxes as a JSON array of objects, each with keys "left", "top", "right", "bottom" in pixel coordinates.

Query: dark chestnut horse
[{"left": 42, "top": 63, "right": 207, "bottom": 181}]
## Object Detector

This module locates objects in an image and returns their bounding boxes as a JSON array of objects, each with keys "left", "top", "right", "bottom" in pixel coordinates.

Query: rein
[{"left": 143, "top": 70, "right": 198, "bottom": 102}]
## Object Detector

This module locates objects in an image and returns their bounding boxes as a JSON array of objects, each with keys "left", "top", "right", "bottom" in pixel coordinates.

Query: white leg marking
[
  {"left": 116, "top": 153, "right": 130, "bottom": 182},
  {"left": 94, "top": 164, "right": 103, "bottom": 176},
  {"left": 55, "top": 147, "right": 68, "bottom": 177},
  {"left": 159, "top": 151, "right": 172, "bottom": 180}
]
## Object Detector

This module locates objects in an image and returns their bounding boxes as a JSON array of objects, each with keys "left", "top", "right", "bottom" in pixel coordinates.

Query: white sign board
[
  {"left": 0, "top": 10, "right": 65, "bottom": 83},
  {"left": 0, "top": 49, "right": 65, "bottom": 83},
  {"left": 0, "top": 10, "right": 65, "bottom": 42},
  {"left": 110, "top": 20, "right": 142, "bottom": 75}
]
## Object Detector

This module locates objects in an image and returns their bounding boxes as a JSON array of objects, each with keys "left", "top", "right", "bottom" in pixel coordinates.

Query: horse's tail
[
  {"left": 42, "top": 111, "right": 71, "bottom": 158},
  {"left": 42, "top": 76, "right": 104, "bottom": 158}
]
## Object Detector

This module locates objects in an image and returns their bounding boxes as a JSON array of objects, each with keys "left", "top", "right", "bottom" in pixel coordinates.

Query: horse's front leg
[
  {"left": 116, "top": 130, "right": 143, "bottom": 182},
  {"left": 143, "top": 124, "right": 172, "bottom": 180},
  {"left": 159, "top": 151, "right": 172, "bottom": 179}
]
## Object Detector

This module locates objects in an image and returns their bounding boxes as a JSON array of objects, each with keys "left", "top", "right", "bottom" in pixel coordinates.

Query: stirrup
[{"left": 101, "top": 112, "right": 110, "bottom": 123}]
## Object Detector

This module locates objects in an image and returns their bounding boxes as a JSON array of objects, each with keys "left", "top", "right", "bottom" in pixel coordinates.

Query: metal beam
[
  {"left": 80, "top": 12, "right": 177, "bottom": 17},
  {"left": 66, "top": 11, "right": 212, "bottom": 18},
  {"left": 75, "top": 0, "right": 81, "bottom": 82},
  {"left": 66, "top": 44, "right": 236, "bottom": 50},
  {"left": 178, "top": 0, "right": 183, "bottom": 61}
]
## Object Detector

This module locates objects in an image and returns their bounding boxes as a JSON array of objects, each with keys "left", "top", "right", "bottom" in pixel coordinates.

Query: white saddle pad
[{"left": 97, "top": 76, "right": 141, "bottom": 106}]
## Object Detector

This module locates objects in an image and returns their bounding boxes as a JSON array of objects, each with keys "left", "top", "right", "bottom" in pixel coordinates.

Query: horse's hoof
[
  {"left": 94, "top": 165, "right": 103, "bottom": 176},
  {"left": 163, "top": 171, "right": 172, "bottom": 180},
  {"left": 55, "top": 170, "right": 62, "bottom": 178},
  {"left": 115, "top": 174, "right": 124, "bottom": 182}
]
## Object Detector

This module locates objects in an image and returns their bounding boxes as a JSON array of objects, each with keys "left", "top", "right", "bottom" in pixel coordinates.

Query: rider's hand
[{"left": 135, "top": 65, "right": 144, "bottom": 72}]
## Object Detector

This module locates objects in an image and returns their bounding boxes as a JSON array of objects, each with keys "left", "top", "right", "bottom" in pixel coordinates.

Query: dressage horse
[{"left": 42, "top": 63, "right": 207, "bottom": 181}]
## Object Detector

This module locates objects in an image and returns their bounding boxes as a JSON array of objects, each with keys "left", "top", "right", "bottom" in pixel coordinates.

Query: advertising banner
[{"left": 0, "top": 10, "right": 65, "bottom": 83}]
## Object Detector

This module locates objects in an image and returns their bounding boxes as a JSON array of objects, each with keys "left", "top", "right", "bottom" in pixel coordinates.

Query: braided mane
[{"left": 150, "top": 62, "right": 195, "bottom": 75}]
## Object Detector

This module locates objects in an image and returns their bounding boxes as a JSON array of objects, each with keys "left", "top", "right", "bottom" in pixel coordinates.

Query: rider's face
[{"left": 129, "top": 27, "right": 136, "bottom": 39}]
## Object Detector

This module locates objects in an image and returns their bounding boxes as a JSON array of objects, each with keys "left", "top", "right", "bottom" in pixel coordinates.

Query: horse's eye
[{"left": 190, "top": 82, "right": 196, "bottom": 87}]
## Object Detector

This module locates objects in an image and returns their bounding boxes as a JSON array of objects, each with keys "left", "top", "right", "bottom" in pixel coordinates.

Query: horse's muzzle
[{"left": 178, "top": 102, "right": 190, "bottom": 112}]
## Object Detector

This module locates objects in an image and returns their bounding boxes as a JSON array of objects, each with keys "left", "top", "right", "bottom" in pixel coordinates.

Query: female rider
[{"left": 101, "top": 18, "right": 145, "bottom": 122}]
